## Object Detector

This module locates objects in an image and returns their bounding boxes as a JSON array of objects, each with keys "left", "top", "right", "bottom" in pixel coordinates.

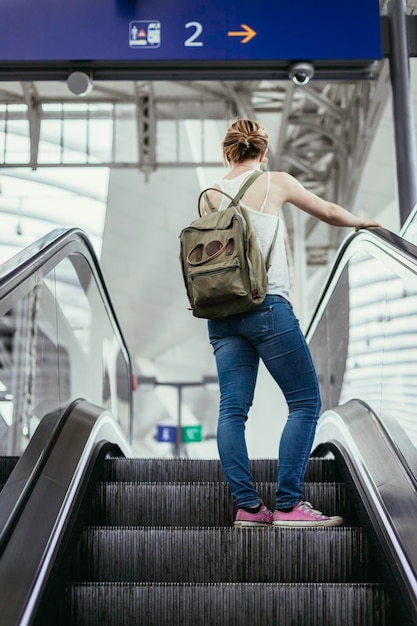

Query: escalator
[
  {"left": 41, "top": 454, "right": 395, "bottom": 625},
  {"left": 0, "top": 412, "right": 397, "bottom": 625},
  {"left": 0, "top": 227, "right": 417, "bottom": 624}
]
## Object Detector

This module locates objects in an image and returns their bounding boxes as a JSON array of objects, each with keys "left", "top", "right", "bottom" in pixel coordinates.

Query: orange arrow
[{"left": 227, "top": 24, "right": 257, "bottom": 44}]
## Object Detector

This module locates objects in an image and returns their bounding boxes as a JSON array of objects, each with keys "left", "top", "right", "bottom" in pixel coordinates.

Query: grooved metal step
[
  {"left": 0, "top": 456, "right": 19, "bottom": 491},
  {"left": 35, "top": 457, "right": 393, "bottom": 625},
  {"left": 92, "top": 481, "right": 354, "bottom": 526},
  {"left": 60, "top": 582, "right": 388, "bottom": 626},
  {"left": 104, "top": 457, "right": 340, "bottom": 483},
  {"left": 70, "top": 526, "right": 370, "bottom": 584}
]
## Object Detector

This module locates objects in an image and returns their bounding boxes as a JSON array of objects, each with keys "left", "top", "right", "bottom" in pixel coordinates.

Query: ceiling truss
[
  {"left": 0, "top": 67, "right": 390, "bottom": 199},
  {"left": 0, "top": 56, "right": 392, "bottom": 268}
]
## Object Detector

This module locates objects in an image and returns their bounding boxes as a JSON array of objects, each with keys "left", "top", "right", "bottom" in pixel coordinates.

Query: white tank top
[{"left": 214, "top": 170, "right": 291, "bottom": 301}]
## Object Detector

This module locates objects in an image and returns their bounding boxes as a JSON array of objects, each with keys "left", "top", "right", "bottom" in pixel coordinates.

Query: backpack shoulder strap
[
  {"left": 202, "top": 191, "right": 216, "bottom": 213},
  {"left": 265, "top": 218, "right": 279, "bottom": 270},
  {"left": 197, "top": 187, "right": 238, "bottom": 216},
  {"left": 229, "top": 170, "right": 263, "bottom": 205},
  {"left": 197, "top": 170, "right": 264, "bottom": 215},
  {"left": 233, "top": 170, "right": 278, "bottom": 271}
]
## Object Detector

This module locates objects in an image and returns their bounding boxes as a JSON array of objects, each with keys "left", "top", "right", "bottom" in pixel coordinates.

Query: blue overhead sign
[{"left": 0, "top": 0, "right": 381, "bottom": 63}]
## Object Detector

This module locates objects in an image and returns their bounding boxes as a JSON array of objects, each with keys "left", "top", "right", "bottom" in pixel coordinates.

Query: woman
[{"left": 200, "top": 119, "right": 380, "bottom": 527}]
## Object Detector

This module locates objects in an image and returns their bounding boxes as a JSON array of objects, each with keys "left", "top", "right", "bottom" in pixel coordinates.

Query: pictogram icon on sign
[
  {"left": 156, "top": 425, "right": 176, "bottom": 443},
  {"left": 129, "top": 20, "right": 161, "bottom": 48}
]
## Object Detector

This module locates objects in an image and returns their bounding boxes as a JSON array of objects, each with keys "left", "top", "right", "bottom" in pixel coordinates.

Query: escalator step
[
  {"left": 92, "top": 482, "right": 355, "bottom": 526},
  {"left": 71, "top": 526, "right": 370, "bottom": 584},
  {"left": 61, "top": 582, "right": 388, "bottom": 626},
  {"left": 104, "top": 457, "right": 340, "bottom": 483},
  {"left": 0, "top": 456, "right": 20, "bottom": 482},
  {"left": 0, "top": 456, "right": 19, "bottom": 489}
]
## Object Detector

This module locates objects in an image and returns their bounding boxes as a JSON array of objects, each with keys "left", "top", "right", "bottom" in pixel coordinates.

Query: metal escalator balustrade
[
  {"left": 0, "top": 400, "right": 132, "bottom": 626},
  {"left": 1, "top": 226, "right": 416, "bottom": 624},
  {"left": 0, "top": 226, "right": 134, "bottom": 626},
  {"left": 0, "top": 227, "right": 133, "bottom": 457},
  {"left": 307, "top": 227, "right": 417, "bottom": 482},
  {"left": 306, "top": 226, "right": 417, "bottom": 622}
]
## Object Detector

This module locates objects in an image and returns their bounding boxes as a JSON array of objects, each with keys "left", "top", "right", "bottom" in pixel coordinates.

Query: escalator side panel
[{"left": 0, "top": 401, "right": 130, "bottom": 626}]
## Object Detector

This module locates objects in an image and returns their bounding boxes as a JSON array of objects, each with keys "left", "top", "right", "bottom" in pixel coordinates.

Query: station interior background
[{"left": 0, "top": 1, "right": 415, "bottom": 458}]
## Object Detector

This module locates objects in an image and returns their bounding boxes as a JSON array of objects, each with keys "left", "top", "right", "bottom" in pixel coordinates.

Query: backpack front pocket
[{"left": 188, "top": 262, "right": 247, "bottom": 306}]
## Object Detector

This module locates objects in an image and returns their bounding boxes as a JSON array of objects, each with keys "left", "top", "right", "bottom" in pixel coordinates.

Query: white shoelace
[{"left": 299, "top": 501, "right": 325, "bottom": 517}]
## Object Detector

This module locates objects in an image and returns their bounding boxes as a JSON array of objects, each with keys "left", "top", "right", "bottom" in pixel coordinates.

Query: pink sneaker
[
  {"left": 273, "top": 500, "right": 343, "bottom": 527},
  {"left": 234, "top": 502, "right": 273, "bottom": 527}
]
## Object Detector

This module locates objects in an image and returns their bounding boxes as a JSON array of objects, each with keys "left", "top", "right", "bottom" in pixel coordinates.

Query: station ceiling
[{"left": 0, "top": 0, "right": 415, "bottom": 453}]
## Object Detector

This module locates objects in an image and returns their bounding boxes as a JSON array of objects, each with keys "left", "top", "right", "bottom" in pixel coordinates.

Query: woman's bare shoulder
[
  {"left": 269, "top": 171, "right": 303, "bottom": 199},
  {"left": 269, "top": 170, "right": 295, "bottom": 186}
]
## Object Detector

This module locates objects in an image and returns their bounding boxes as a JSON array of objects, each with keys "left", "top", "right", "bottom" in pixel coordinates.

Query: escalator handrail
[
  {"left": 0, "top": 398, "right": 131, "bottom": 626},
  {"left": 0, "top": 398, "right": 82, "bottom": 549},
  {"left": 305, "top": 223, "right": 417, "bottom": 493},
  {"left": 304, "top": 227, "right": 417, "bottom": 621},
  {"left": 0, "top": 227, "right": 134, "bottom": 442},
  {"left": 0, "top": 227, "right": 126, "bottom": 352},
  {"left": 305, "top": 225, "right": 417, "bottom": 338},
  {"left": 314, "top": 399, "right": 417, "bottom": 624}
]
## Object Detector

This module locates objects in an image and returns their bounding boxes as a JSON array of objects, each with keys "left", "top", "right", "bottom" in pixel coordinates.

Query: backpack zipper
[{"left": 188, "top": 263, "right": 240, "bottom": 282}]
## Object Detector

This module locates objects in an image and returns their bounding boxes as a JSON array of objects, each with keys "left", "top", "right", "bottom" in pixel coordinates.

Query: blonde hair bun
[{"left": 222, "top": 119, "right": 269, "bottom": 164}]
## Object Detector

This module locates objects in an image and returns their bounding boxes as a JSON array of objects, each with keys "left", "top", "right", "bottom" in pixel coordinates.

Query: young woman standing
[{"left": 200, "top": 119, "right": 380, "bottom": 527}]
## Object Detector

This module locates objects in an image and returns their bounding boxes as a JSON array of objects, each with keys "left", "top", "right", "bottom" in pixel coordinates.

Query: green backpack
[{"left": 179, "top": 171, "right": 279, "bottom": 319}]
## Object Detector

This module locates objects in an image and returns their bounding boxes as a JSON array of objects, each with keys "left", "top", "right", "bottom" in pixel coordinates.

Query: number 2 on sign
[{"left": 185, "top": 22, "right": 203, "bottom": 47}]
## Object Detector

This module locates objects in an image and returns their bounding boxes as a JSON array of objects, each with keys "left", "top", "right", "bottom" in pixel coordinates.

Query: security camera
[
  {"left": 288, "top": 62, "right": 315, "bottom": 86},
  {"left": 67, "top": 71, "right": 93, "bottom": 96}
]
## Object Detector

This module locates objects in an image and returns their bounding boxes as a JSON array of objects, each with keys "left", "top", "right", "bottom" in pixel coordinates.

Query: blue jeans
[{"left": 208, "top": 294, "right": 321, "bottom": 510}]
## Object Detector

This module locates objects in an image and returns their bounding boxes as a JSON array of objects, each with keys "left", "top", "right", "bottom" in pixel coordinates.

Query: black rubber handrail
[
  {"left": 314, "top": 399, "right": 417, "bottom": 624},
  {"left": 0, "top": 227, "right": 133, "bottom": 442},
  {"left": 305, "top": 224, "right": 417, "bottom": 491},
  {"left": 305, "top": 226, "right": 417, "bottom": 621},
  {"left": 0, "top": 399, "right": 131, "bottom": 626},
  {"left": 306, "top": 226, "right": 417, "bottom": 338},
  {"left": 0, "top": 398, "right": 82, "bottom": 550}
]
